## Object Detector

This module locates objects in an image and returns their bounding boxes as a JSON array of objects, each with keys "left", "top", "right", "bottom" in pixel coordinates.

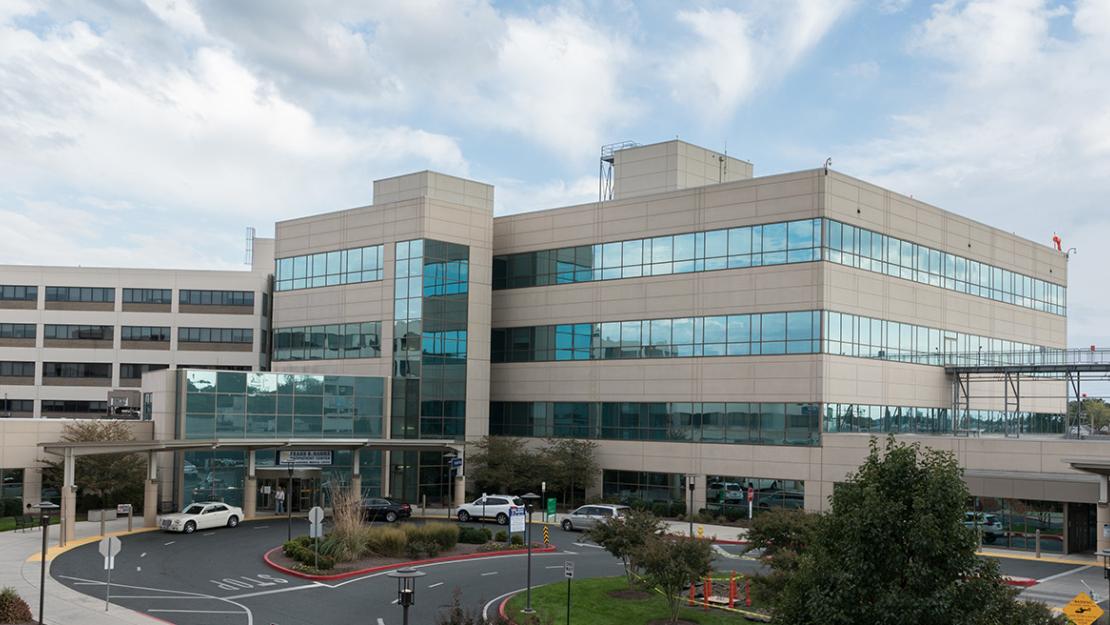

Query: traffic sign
[
  {"left": 309, "top": 522, "right": 323, "bottom": 538},
  {"left": 510, "top": 506, "right": 526, "bottom": 533},
  {"left": 450, "top": 457, "right": 463, "bottom": 468},
  {"left": 98, "top": 536, "right": 121, "bottom": 570},
  {"left": 1064, "top": 592, "right": 1103, "bottom": 625},
  {"left": 308, "top": 506, "right": 325, "bottom": 524},
  {"left": 564, "top": 561, "right": 574, "bottom": 578},
  {"left": 747, "top": 486, "right": 754, "bottom": 502}
]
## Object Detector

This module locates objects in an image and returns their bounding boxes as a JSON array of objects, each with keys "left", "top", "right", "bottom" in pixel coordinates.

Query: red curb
[
  {"left": 1002, "top": 576, "right": 1038, "bottom": 588},
  {"left": 499, "top": 592, "right": 514, "bottom": 622},
  {"left": 264, "top": 545, "right": 558, "bottom": 581}
]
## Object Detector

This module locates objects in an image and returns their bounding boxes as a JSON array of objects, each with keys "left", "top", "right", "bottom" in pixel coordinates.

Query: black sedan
[{"left": 360, "top": 498, "right": 411, "bottom": 523}]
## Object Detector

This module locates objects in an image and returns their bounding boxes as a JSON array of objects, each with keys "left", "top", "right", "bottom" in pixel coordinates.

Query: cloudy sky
[{"left": 1, "top": 0, "right": 1108, "bottom": 346}]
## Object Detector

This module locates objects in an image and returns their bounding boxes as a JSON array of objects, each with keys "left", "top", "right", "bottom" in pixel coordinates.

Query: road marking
[
  {"left": 163, "top": 541, "right": 175, "bottom": 546},
  {"left": 428, "top": 582, "right": 444, "bottom": 589},
  {"left": 203, "top": 532, "right": 215, "bottom": 536},
  {"left": 225, "top": 583, "right": 323, "bottom": 600},
  {"left": 149, "top": 609, "right": 246, "bottom": 614},
  {"left": 545, "top": 565, "right": 563, "bottom": 569},
  {"left": 481, "top": 571, "right": 498, "bottom": 576},
  {"left": 377, "top": 619, "right": 386, "bottom": 625},
  {"left": 1037, "top": 565, "right": 1091, "bottom": 584},
  {"left": 563, "top": 550, "right": 578, "bottom": 555},
  {"left": 572, "top": 542, "right": 603, "bottom": 549},
  {"left": 57, "top": 575, "right": 256, "bottom": 625},
  {"left": 483, "top": 587, "right": 527, "bottom": 621},
  {"left": 391, "top": 598, "right": 399, "bottom": 605},
  {"left": 136, "top": 566, "right": 142, "bottom": 572},
  {"left": 254, "top": 525, "right": 269, "bottom": 530},
  {"left": 140, "top": 552, "right": 147, "bottom": 558}
]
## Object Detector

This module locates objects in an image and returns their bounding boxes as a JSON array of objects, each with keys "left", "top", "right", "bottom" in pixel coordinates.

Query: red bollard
[
  {"left": 745, "top": 579, "right": 751, "bottom": 607},
  {"left": 689, "top": 581, "right": 696, "bottom": 607},
  {"left": 729, "top": 572, "right": 736, "bottom": 608},
  {"left": 704, "top": 578, "right": 711, "bottom": 611}
]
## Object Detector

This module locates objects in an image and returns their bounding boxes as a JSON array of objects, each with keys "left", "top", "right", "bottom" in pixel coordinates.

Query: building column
[
  {"left": 351, "top": 448, "right": 362, "bottom": 498},
  {"left": 1098, "top": 502, "right": 1110, "bottom": 555},
  {"left": 143, "top": 452, "right": 158, "bottom": 528},
  {"left": 22, "top": 467, "right": 42, "bottom": 514},
  {"left": 454, "top": 473, "right": 465, "bottom": 507},
  {"left": 243, "top": 450, "right": 257, "bottom": 519},
  {"left": 381, "top": 451, "right": 392, "bottom": 498},
  {"left": 60, "top": 448, "right": 76, "bottom": 547}
]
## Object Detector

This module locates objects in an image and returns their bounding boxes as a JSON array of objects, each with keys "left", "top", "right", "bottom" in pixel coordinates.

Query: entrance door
[{"left": 1067, "top": 502, "right": 1095, "bottom": 553}]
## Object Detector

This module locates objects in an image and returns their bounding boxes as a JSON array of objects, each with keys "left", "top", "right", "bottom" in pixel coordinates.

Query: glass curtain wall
[{"left": 390, "top": 240, "right": 470, "bottom": 504}]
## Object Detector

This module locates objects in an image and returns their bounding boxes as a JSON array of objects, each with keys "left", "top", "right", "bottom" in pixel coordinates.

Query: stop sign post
[
  {"left": 98, "top": 536, "right": 122, "bottom": 611},
  {"left": 308, "top": 506, "right": 325, "bottom": 570}
]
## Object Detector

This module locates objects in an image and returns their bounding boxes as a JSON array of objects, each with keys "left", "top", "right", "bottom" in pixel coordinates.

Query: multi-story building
[
  {"left": 6, "top": 139, "right": 1107, "bottom": 555},
  {"left": 0, "top": 239, "right": 274, "bottom": 506}
]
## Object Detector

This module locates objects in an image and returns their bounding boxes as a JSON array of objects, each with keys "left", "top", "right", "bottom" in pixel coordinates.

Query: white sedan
[{"left": 157, "top": 502, "right": 243, "bottom": 534}]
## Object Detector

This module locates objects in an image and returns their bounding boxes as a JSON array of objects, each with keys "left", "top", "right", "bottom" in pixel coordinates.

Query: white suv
[{"left": 456, "top": 495, "right": 523, "bottom": 525}]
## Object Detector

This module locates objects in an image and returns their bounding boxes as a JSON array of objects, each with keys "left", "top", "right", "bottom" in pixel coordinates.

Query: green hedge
[{"left": 459, "top": 526, "right": 492, "bottom": 544}]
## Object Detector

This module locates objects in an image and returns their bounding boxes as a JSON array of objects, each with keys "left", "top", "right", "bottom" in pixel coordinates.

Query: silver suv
[{"left": 561, "top": 504, "right": 631, "bottom": 531}]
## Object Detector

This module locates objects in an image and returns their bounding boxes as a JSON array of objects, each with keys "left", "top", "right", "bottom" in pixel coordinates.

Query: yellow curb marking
[{"left": 25, "top": 527, "right": 160, "bottom": 563}]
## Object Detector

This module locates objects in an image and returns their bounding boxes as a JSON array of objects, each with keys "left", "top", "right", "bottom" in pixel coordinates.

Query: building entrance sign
[{"left": 277, "top": 450, "right": 333, "bottom": 466}]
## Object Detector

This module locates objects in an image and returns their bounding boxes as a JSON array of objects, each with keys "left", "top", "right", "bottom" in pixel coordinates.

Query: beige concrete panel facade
[
  {"left": 0, "top": 418, "right": 153, "bottom": 470},
  {"left": 0, "top": 301, "right": 35, "bottom": 310}
]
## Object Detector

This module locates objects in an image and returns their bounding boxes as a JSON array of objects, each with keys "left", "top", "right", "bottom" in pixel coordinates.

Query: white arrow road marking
[
  {"left": 163, "top": 541, "right": 175, "bottom": 546},
  {"left": 481, "top": 571, "right": 498, "bottom": 576},
  {"left": 428, "top": 582, "right": 444, "bottom": 589},
  {"left": 572, "top": 542, "right": 604, "bottom": 549},
  {"left": 140, "top": 552, "right": 147, "bottom": 558}
]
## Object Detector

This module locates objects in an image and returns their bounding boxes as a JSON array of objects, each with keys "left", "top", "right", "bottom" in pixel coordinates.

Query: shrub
[
  {"left": 669, "top": 501, "right": 687, "bottom": 518},
  {"left": 651, "top": 502, "right": 670, "bottom": 517},
  {"left": 406, "top": 539, "right": 441, "bottom": 559},
  {"left": 458, "top": 526, "right": 491, "bottom": 544},
  {"left": 494, "top": 530, "right": 508, "bottom": 542},
  {"left": 0, "top": 587, "right": 33, "bottom": 624},
  {"left": 366, "top": 526, "right": 407, "bottom": 558},
  {"left": 510, "top": 533, "right": 524, "bottom": 546}
]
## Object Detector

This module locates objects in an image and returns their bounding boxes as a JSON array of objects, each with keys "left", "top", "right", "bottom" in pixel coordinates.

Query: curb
[
  {"left": 1002, "top": 576, "right": 1039, "bottom": 588},
  {"left": 264, "top": 544, "right": 558, "bottom": 581},
  {"left": 498, "top": 592, "right": 514, "bottom": 622}
]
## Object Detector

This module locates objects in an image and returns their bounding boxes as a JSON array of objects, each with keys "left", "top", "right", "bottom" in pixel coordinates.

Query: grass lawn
[{"left": 504, "top": 575, "right": 755, "bottom": 625}]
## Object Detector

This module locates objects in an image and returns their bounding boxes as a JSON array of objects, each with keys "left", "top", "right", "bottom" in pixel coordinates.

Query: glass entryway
[{"left": 256, "top": 468, "right": 322, "bottom": 513}]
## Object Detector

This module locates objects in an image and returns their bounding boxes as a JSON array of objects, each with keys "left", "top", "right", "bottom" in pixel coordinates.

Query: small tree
[
  {"left": 635, "top": 535, "right": 714, "bottom": 625},
  {"left": 587, "top": 509, "right": 664, "bottom": 584},
  {"left": 542, "top": 438, "right": 599, "bottom": 507},
  {"left": 466, "top": 436, "right": 543, "bottom": 494},
  {"left": 772, "top": 436, "right": 1065, "bottom": 624},
  {"left": 41, "top": 420, "right": 145, "bottom": 510},
  {"left": 743, "top": 508, "right": 820, "bottom": 603}
]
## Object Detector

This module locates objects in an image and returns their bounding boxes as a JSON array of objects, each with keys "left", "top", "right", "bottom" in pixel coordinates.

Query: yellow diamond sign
[{"left": 1064, "top": 592, "right": 1103, "bottom": 625}]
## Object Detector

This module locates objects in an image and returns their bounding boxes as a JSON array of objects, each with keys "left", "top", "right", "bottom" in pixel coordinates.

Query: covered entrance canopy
[
  {"left": 39, "top": 438, "right": 464, "bottom": 547},
  {"left": 1065, "top": 458, "right": 1110, "bottom": 554}
]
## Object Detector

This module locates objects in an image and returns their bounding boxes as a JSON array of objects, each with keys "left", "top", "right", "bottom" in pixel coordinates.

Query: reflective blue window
[{"left": 275, "top": 244, "right": 383, "bottom": 291}]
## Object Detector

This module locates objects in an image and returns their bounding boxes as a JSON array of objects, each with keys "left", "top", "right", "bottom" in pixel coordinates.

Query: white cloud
[
  {"left": 494, "top": 174, "right": 598, "bottom": 216},
  {"left": 665, "top": 1, "right": 856, "bottom": 120},
  {"left": 837, "top": 0, "right": 1110, "bottom": 346},
  {"left": 0, "top": 5, "right": 468, "bottom": 268}
]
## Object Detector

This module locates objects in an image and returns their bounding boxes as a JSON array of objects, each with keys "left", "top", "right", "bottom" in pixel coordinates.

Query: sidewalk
[
  {"left": 412, "top": 507, "right": 749, "bottom": 543},
  {"left": 0, "top": 517, "right": 163, "bottom": 625}
]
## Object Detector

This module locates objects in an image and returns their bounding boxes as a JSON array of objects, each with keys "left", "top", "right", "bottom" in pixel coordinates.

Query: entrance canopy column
[
  {"left": 143, "top": 451, "right": 158, "bottom": 528},
  {"left": 61, "top": 447, "right": 75, "bottom": 547},
  {"left": 244, "top": 449, "right": 257, "bottom": 520}
]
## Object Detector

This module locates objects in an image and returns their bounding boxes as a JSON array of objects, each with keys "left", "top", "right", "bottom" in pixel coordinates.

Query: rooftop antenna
[
  {"left": 244, "top": 226, "right": 255, "bottom": 266},
  {"left": 719, "top": 140, "right": 728, "bottom": 183}
]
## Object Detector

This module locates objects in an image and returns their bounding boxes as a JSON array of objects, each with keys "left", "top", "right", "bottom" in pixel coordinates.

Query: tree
[
  {"left": 541, "top": 438, "right": 599, "bottom": 507},
  {"left": 42, "top": 420, "right": 146, "bottom": 510},
  {"left": 1068, "top": 398, "right": 1110, "bottom": 431},
  {"left": 634, "top": 535, "right": 714, "bottom": 625},
  {"left": 743, "top": 508, "right": 820, "bottom": 602},
  {"left": 771, "top": 436, "right": 1065, "bottom": 625},
  {"left": 466, "top": 436, "right": 543, "bottom": 494},
  {"left": 587, "top": 509, "right": 665, "bottom": 584}
]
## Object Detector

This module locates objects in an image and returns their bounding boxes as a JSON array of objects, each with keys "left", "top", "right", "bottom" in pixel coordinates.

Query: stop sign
[{"left": 747, "top": 486, "right": 754, "bottom": 502}]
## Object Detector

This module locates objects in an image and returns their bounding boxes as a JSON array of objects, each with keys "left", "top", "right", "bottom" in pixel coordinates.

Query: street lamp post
[
  {"left": 286, "top": 465, "right": 294, "bottom": 542},
  {"left": 33, "top": 501, "right": 60, "bottom": 625},
  {"left": 521, "top": 492, "right": 541, "bottom": 614},
  {"left": 687, "top": 475, "right": 696, "bottom": 538},
  {"left": 387, "top": 568, "right": 426, "bottom": 625}
]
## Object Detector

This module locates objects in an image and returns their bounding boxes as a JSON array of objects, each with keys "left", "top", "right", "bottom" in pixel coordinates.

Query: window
[
  {"left": 121, "top": 326, "right": 171, "bottom": 342},
  {"left": 823, "top": 219, "right": 1065, "bottom": 316},
  {"left": 491, "top": 310, "right": 821, "bottom": 363},
  {"left": 493, "top": 218, "right": 823, "bottom": 290},
  {"left": 120, "top": 363, "right": 169, "bottom": 379},
  {"left": 491, "top": 401, "right": 820, "bottom": 446},
  {"left": 45, "top": 286, "right": 115, "bottom": 302},
  {"left": 273, "top": 322, "right": 381, "bottom": 361},
  {"left": 0, "top": 361, "right": 34, "bottom": 377},
  {"left": 44, "top": 324, "right": 113, "bottom": 340},
  {"left": 178, "top": 327, "right": 254, "bottom": 344},
  {"left": 179, "top": 290, "right": 255, "bottom": 307},
  {"left": 275, "top": 244, "right": 384, "bottom": 291},
  {"left": 122, "top": 288, "right": 171, "bottom": 304},
  {"left": 0, "top": 285, "right": 37, "bottom": 301},
  {"left": 42, "top": 362, "right": 111, "bottom": 378},
  {"left": 602, "top": 470, "right": 685, "bottom": 504},
  {"left": 0, "top": 400, "right": 33, "bottom": 415},
  {"left": 41, "top": 400, "right": 107, "bottom": 414},
  {"left": 0, "top": 324, "right": 35, "bottom": 339}
]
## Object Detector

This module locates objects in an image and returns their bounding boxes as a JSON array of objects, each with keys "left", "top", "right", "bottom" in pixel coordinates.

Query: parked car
[
  {"left": 963, "top": 512, "right": 1004, "bottom": 543},
  {"left": 707, "top": 481, "right": 743, "bottom": 502},
  {"left": 157, "top": 502, "right": 242, "bottom": 534},
  {"left": 561, "top": 504, "right": 631, "bottom": 532},
  {"left": 361, "top": 498, "right": 411, "bottom": 523},
  {"left": 456, "top": 495, "right": 523, "bottom": 525}
]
